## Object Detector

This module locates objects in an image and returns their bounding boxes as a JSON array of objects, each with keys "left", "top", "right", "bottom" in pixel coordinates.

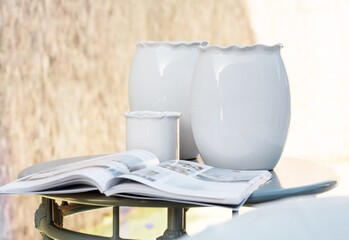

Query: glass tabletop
[{"left": 248, "top": 158, "right": 338, "bottom": 204}]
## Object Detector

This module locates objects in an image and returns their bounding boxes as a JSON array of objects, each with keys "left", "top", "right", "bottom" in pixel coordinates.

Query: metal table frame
[{"left": 35, "top": 196, "right": 191, "bottom": 240}]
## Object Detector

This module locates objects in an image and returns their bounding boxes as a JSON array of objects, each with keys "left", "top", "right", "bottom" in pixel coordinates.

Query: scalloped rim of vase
[
  {"left": 136, "top": 41, "right": 209, "bottom": 48},
  {"left": 199, "top": 43, "right": 283, "bottom": 52},
  {"left": 125, "top": 111, "right": 182, "bottom": 119}
]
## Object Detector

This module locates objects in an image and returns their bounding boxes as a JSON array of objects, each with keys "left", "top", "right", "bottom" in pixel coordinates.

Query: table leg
[
  {"left": 232, "top": 209, "right": 239, "bottom": 217},
  {"left": 35, "top": 197, "right": 63, "bottom": 240},
  {"left": 111, "top": 206, "right": 121, "bottom": 240},
  {"left": 35, "top": 198, "right": 113, "bottom": 240},
  {"left": 157, "top": 207, "right": 187, "bottom": 240}
]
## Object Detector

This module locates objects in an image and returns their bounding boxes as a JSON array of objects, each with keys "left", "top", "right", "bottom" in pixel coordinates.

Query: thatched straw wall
[{"left": 0, "top": 0, "right": 254, "bottom": 238}]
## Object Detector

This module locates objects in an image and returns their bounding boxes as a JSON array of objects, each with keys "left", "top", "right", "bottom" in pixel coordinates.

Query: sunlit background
[{"left": 0, "top": 0, "right": 348, "bottom": 239}]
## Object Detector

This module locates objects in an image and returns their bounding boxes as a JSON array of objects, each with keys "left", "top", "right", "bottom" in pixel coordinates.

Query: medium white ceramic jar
[
  {"left": 129, "top": 41, "right": 208, "bottom": 159},
  {"left": 191, "top": 44, "right": 290, "bottom": 170},
  {"left": 125, "top": 111, "right": 181, "bottom": 162}
]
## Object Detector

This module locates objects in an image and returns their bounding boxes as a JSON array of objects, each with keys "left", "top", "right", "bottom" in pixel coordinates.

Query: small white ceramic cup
[{"left": 125, "top": 111, "right": 181, "bottom": 162}]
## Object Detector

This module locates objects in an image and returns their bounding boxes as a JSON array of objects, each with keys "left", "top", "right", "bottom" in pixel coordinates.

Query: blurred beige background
[
  {"left": 0, "top": 0, "right": 348, "bottom": 239},
  {"left": 0, "top": 0, "right": 254, "bottom": 239}
]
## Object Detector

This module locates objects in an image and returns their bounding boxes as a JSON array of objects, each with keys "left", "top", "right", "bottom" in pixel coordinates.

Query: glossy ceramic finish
[
  {"left": 191, "top": 44, "right": 290, "bottom": 170},
  {"left": 125, "top": 111, "right": 181, "bottom": 162},
  {"left": 129, "top": 41, "right": 208, "bottom": 159}
]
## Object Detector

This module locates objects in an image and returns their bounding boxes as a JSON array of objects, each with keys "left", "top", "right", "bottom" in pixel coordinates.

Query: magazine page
[
  {"left": 112, "top": 192, "right": 244, "bottom": 209},
  {"left": 106, "top": 182, "right": 246, "bottom": 208},
  {"left": 0, "top": 149, "right": 159, "bottom": 194},
  {"left": 0, "top": 185, "right": 97, "bottom": 195},
  {"left": 105, "top": 160, "right": 272, "bottom": 205}
]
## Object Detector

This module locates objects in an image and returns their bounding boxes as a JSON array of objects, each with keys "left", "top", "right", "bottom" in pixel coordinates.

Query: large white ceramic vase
[
  {"left": 129, "top": 41, "right": 208, "bottom": 159},
  {"left": 191, "top": 44, "right": 290, "bottom": 170}
]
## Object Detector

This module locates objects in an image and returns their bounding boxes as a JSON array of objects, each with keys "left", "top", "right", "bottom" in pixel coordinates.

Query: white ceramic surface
[
  {"left": 191, "top": 44, "right": 290, "bottom": 170},
  {"left": 182, "top": 197, "right": 349, "bottom": 240},
  {"left": 129, "top": 41, "right": 208, "bottom": 159},
  {"left": 125, "top": 111, "right": 181, "bottom": 162}
]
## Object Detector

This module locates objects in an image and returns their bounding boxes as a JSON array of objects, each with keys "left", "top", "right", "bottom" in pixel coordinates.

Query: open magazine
[{"left": 0, "top": 150, "right": 272, "bottom": 208}]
